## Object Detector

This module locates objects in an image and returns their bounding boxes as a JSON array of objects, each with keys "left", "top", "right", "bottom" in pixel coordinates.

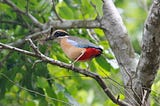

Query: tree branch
[
  {"left": 100, "top": 0, "right": 139, "bottom": 105},
  {"left": 0, "top": 43, "right": 36, "bottom": 57},
  {"left": 101, "top": 0, "right": 137, "bottom": 87},
  {"left": 51, "top": 0, "right": 63, "bottom": 22},
  {"left": 134, "top": 0, "right": 160, "bottom": 104},
  {"left": 0, "top": 42, "right": 131, "bottom": 106},
  {"left": 0, "top": 20, "right": 28, "bottom": 27},
  {"left": 1, "top": 0, "right": 101, "bottom": 30},
  {"left": 49, "top": 19, "right": 101, "bottom": 29},
  {"left": 8, "top": 19, "right": 100, "bottom": 47},
  {"left": 8, "top": 28, "right": 51, "bottom": 47},
  {"left": 1, "top": 0, "right": 43, "bottom": 28},
  {"left": 0, "top": 73, "right": 72, "bottom": 106}
]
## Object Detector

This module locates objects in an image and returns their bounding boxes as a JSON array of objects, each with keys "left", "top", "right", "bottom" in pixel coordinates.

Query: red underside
[{"left": 77, "top": 48, "right": 102, "bottom": 61}]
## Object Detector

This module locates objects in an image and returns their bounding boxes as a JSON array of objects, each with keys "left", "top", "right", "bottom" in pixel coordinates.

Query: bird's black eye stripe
[
  {"left": 55, "top": 31, "right": 60, "bottom": 36},
  {"left": 54, "top": 31, "right": 68, "bottom": 37},
  {"left": 61, "top": 32, "right": 67, "bottom": 36}
]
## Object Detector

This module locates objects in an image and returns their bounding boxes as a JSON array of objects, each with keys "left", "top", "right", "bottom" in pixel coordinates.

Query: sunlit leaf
[
  {"left": 36, "top": 77, "right": 49, "bottom": 88},
  {"left": 95, "top": 56, "right": 112, "bottom": 72},
  {"left": 25, "top": 101, "right": 36, "bottom": 106},
  {"left": 56, "top": 2, "right": 74, "bottom": 19}
]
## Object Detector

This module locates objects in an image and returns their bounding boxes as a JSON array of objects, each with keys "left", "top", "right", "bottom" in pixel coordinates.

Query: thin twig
[
  {"left": 0, "top": 43, "right": 36, "bottom": 57},
  {"left": 2, "top": 0, "right": 43, "bottom": 28},
  {"left": 141, "top": 90, "right": 147, "bottom": 106},
  {"left": 9, "top": 27, "right": 51, "bottom": 47},
  {"left": 0, "top": 51, "right": 13, "bottom": 67},
  {"left": 0, "top": 73, "right": 73, "bottom": 106},
  {"left": 86, "top": 29, "right": 99, "bottom": 42},
  {"left": 26, "top": 0, "right": 29, "bottom": 14},
  {"left": 26, "top": 38, "right": 41, "bottom": 55},
  {"left": 0, "top": 20, "right": 28, "bottom": 27},
  {"left": 90, "top": 1, "right": 101, "bottom": 20},
  {"left": 51, "top": 0, "right": 63, "bottom": 22},
  {"left": 120, "top": 61, "right": 141, "bottom": 105},
  {"left": 32, "top": 60, "right": 43, "bottom": 68},
  {"left": 0, "top": 42, "right": 131, "bottom": 106}
]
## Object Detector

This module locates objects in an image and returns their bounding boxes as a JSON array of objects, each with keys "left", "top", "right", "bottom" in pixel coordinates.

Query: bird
[{"left": 45, "top": 29, "right": 103, "bottom": 64}]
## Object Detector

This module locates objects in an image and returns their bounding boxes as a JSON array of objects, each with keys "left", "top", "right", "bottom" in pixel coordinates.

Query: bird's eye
[
  {"left": 56, "top": 31, "right": 60, "bottom": 34},
  {"left": 54, "top": 30, "right": 68, "bottom": 38},
  {"left": 54, "top": 31, "right": 61, "bottom": 37}
]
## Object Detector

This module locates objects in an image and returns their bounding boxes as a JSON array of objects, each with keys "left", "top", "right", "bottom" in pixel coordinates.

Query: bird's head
[{"left": 45, "top": 29, "right": 69, "bottom": 41}]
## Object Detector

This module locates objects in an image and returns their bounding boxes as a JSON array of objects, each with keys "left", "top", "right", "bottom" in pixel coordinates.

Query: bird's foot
[
  {"left": 86, "top": 66, "right": 90, "bottom": 71},
  {"left": 68, "top": 63, "right": 75, "bottom": 71}
]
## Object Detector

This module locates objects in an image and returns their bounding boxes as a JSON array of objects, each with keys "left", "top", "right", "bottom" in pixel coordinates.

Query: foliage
[{"left": 0, "top": 0, "right": 159, "bottom": 106}]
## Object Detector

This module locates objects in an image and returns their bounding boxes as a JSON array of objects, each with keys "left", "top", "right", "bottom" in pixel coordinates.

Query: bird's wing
[{"left": 67, "top": 36, "right": 100, "bottom": 49}]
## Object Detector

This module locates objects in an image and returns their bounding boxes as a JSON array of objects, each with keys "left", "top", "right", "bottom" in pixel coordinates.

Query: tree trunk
[{"left": 101, "top": 0, "right": 160, "bottom": 106}]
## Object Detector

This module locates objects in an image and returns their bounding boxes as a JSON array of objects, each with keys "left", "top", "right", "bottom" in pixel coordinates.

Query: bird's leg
[
  {"left": 71, "top": 51, "right": 85, "bottom": 70},
  {"left": 71, "top": 50, "right": 85, "bottom": 65},
  {"left": 68, "top": 50, "right": 85, "bottom": 71},
  {"left": 68, "top": 52, "right": 84, "bottom": 71},
  {"left": 86, "top": 60, "right": 91, "bottom": 70}
]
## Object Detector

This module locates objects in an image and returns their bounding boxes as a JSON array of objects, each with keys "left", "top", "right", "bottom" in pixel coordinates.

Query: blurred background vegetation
[{"left": 0, "top": 0, "right": 160, "bottom": 106}]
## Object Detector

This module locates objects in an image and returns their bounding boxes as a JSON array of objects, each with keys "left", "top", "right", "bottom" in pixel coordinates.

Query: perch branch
[{"left": 0, "top": 42, "right": 131, "bottom": 106}]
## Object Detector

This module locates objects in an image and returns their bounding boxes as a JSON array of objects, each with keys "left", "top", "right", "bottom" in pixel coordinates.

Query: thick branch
[
  {"left": 101, "top": 0, "right": 137, "bottom": 86},
  {"left": 0, "top": 42, "right": 131, "bottom": 106},
  {"left": 49, "top": 20, "right": 100, "bottom": 29},
  {"left": 8, "top": 20, "right": 100, "bottom": 47},
  {"left": 134, "top": 0, "right": 160, "bottom": 104},
  {"left": 100, "top": 0, "right": 139, "bottom": 105},
  {"left": 138, "top": 0, "right": 160, "bottom": 88}
]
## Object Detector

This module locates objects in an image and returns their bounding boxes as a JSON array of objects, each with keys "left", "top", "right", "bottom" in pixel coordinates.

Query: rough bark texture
[
  {"left": 133, "top": 0, "right": 160, "bottom": 105},
  {"left": 101, "top": 0, "right": 160, "bottom": 105},
  {"left": 100, "top": 0, "right": 139, "bottom": 105},
  {"left": 1, "top": 0, "right": 160, "bottom": 106},
  {"left": 0, "top": 40, "right": 131, "bottom": 106},
  {"left": 101, "top": 0, "right": 137, "bottom": 85}
]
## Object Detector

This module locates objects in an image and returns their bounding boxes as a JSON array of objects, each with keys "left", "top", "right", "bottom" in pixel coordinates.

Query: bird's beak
[{"left": 45, "top": 35, "right": 55, "bottom": 41}]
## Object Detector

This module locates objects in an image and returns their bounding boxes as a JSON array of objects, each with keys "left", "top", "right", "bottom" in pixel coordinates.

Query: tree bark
[
  {"left": 133, "top": 0, "right": 160, "bottom": 105},
  {"left": 1, "top": 0, "right": 160, "bottom": 106},
  {"left": 101, "top": 0, "right": 160, "bottom": 106},
  {"left": 100, "top": 0, "right": 139, "bottom": 105}
]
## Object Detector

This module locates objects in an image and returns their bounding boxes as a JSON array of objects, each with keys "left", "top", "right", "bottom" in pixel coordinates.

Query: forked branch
[{"left": 0, "top": 41, "right": 131, "bottom": 106}]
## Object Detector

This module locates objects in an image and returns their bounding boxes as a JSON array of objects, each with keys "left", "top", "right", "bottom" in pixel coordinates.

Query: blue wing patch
[
  {"left": 67, "top": 39, "right": 78, "bottom": 46},
  {"left": 67, "top": 39, "right": 89, "bottom": 48},
  {"left": 67, "top": 36, "right": 102, "bottom": 49}
]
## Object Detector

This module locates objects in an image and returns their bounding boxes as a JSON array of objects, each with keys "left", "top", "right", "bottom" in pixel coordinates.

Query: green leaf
[
  {"left": 80, "top": 0, "right": 96, "bottom": 19},
  {"left": 39, "top": 98, "right": 48, "bottom": 106},
  {"left": 91, "top": 0, "right": 103, "bottom": 17},
  {"left": 25, "top": 101, "right": 36, "bottom": 106},
  {"left": 95, "top": 56, "right": 112, "bottom": 72},
  {"left": 45, "top": 87, "right": 58, "bottom": 106},
  {"left": 64, "top": 91, "right": 80, "bottom": 106},
  {"left": 56, "top": 2, "right": 74, "bottom": 19},
  {"left": 36, "top": 77, "right": 49, "bottom": 88}
]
